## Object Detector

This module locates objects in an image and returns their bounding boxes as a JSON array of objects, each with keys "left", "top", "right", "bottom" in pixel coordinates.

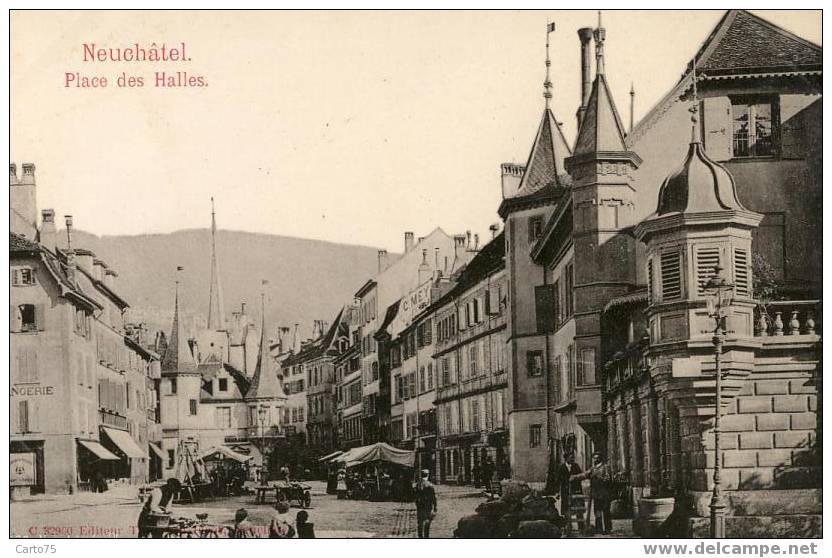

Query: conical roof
[
  {"left": 515, "top": 108, "right": 572, "bottom": 197},
  {"left": 573, "top": 73, "right": 628, "bottom": 156},
  {"left": 161, "top": 284, "right": 198, "bottom": 373},
  {"left": 246, "top": 296, "right": 287, "bottom": 401}
]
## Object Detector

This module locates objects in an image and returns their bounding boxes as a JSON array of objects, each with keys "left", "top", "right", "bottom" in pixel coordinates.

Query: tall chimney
[
  {"left": 39, "top": 209, "right": 57, "bottom": 253},
  {"left": 64, "top": 215, "right": 76, "bottom": 285},
  {"left": 418, "top": 249, "right": 431, "bottom": 284},
  {"left": 404, "top": 231, "right": 415, "bottom": 253},
  {"left": 474, "top": 234, "right": 479, "bottom": 251},
  {"left": 489, "top": 223, "right": 500, "bottom": 240},
  {"left": 577, "top": 27, "right": 594, "bottom": 129},
  {"left": 629, "top": 82, "right": 635, "bottom": 133},
  {"left": 466, "top": 230, "right": 472, "bottom": 249},
  {"left": 377, "top": 249, "right": 389, "bottom": 273},
  {"left": 500, "top": 163, "right": 525, "bottom": 200}
]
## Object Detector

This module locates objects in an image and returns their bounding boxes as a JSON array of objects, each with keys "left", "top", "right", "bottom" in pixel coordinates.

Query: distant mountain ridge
[{"left": 59, "top": 228, "right": 384, "bottom": 342}]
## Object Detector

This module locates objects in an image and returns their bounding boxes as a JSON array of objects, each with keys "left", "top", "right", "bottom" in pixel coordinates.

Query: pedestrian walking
[{"left": 414, "top": 469, "right": 437, "bottom": 538}]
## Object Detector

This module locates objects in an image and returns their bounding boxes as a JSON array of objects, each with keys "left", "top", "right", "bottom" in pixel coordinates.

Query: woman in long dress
[{"left": 336, "top": 469, "right": 348, "bottom": 500}]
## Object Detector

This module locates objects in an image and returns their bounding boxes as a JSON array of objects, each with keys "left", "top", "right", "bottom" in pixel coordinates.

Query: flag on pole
[{"left": 547, "top": 22, "right": 556, "bottom": 33}]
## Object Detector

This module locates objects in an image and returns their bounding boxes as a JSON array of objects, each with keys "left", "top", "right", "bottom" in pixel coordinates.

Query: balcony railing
[
  {"left": 603, "top": 342, "right": 648, "bottom": 392},
  {"left": 755, "top": 300, "right": 821, "bottom": 337}
]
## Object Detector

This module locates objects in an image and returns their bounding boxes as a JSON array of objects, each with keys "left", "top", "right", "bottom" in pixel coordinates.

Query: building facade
[{"left": 10, "top": 164, "right": 161, "bottom": 495}]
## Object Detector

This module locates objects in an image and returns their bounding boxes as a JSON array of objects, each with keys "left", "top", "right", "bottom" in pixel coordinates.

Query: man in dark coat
[
  {"left": 579, "top": 452, "right": 612, "bottom": 534},
  {"left": 558, "top": 453, "right": 583, "bottom": 532},
  {"left": 414, "top": 469, "right": 438, "bottom": 538}
]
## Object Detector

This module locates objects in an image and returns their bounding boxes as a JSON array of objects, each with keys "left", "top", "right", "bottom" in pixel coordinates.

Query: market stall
[{"left": 332, "top": 443, "right": 415, "bottom": 501}]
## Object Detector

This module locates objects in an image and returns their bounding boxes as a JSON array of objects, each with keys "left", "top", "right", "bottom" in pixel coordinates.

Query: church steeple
[
  {"left": 246, "top": 282, "right": 287, "bottom": 401},
  {"left": 207, "top": 197, "right": 225, "bottom": 331},
  {"left": 161, "top": 267, "right": 198, "bottom": 373}
]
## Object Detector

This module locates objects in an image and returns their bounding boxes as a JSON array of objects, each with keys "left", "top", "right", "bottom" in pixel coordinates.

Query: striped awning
[{"left": 78, "top": 439, "right": 120, "bottom": 461}]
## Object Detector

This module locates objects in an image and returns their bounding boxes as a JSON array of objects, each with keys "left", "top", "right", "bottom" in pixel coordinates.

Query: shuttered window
[
  {"left": 734, "top": 248, "right": 750, "bottom": 298},
  {"left": 696, "top": 247, "right": 721, "bottom": 295},
  {"left": 647, "top": 259, "right": 654, "bottom": 304},
  {"left": 660, "top": 250, "right": 682, "bottom": 300}
]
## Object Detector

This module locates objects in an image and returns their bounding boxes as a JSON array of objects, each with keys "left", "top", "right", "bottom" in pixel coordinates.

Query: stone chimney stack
[
  {"left": 404, "top": 231, "right": 415, "bottom": 253},
  {"left": 500, "top": 163, "right": 525, "bottom": 200},
  {"left": 64, "top": 215, "right": 77, "bottom": 285},
  {"left": 93, "top": 259, "right": 107, "bottom": 282},
  {"left": 378, "top": 249, "right": 389, "bottom": 273},
  {"left": 453, "top": 234, "right": 466, "bottom": 262},
  {"left": 474, "top": 234, "right": 480, "bottom": 251},
  {"left": 10, "top": 162, "right": 38, "bottom": 240},
  {"left": 39, "top": 209, "right": 57, "bottom": 253},
  {"left": 418, "top": 248, "right": 431, "bottom": 284},
  {"left": 577, "top": 27, "right": 594, "bottom": 129}
]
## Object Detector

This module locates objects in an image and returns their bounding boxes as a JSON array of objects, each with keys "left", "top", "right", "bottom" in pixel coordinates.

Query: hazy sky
[{"left": 11, "top": 10, "right": 821, "bottom": 253}]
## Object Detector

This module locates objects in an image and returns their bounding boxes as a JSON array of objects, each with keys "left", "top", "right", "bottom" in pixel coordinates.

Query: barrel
[{"left": 634, "top": 497, "right": 675, "bottom": 537}]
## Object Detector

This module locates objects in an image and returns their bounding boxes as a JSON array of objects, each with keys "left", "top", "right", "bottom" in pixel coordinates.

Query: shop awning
[
  {"left": 102, "top": 427, "right": 147, "bottom": 459},
  {"left": 78, "top": 439, "right": 120, "bottom": 461},
  {"left": 148, "top": 442, "right": 166, "bottom": 460},
  {"left": 318, "top": 450, "right": 344, "bottom": 462}
]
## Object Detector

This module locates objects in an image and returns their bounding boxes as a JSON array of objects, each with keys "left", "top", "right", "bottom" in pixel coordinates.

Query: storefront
[{"left": 10, "top": 441, "right": 44, "bottom": 496}]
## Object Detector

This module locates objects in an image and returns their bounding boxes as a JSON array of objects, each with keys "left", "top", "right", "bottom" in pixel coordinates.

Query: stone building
[
  {"left": 501, "top": 10, "right": 821, "bottom": 536},
  {"left": 10, "top": 163, "right": 161, "bottom": 495}
]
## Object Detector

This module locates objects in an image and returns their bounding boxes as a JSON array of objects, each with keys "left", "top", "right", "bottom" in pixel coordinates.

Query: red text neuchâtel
[{"left": 64, "top": 42, "right": 207, "bottom": 88}]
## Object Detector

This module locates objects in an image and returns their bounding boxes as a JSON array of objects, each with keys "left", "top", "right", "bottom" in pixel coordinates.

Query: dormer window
[{"left": 732, "top": 97, "right": 777, "bottom": 158}]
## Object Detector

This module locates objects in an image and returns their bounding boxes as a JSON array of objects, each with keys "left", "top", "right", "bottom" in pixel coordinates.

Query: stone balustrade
[{"left": 754, "top": 300, "right": 821, "bottom": 337}]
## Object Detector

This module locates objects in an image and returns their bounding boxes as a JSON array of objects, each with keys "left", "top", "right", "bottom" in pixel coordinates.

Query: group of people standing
[{"left": 555, "top": 452, "right": 613, "bottom": 535}]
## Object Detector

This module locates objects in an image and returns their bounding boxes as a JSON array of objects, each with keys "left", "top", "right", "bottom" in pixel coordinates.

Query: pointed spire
[
  {"left": 162, "top": 266, "right": 198, "bottom": 373},
  {"left": 247, "top": 280, "right": 286, "bottom": 401},
  {"left": 572, "top": 13, "right": 629, "bottom": 157},
  {"left": 689, "top": 56, "right": 701, "bottom": 144},
  {"left": 594, "top": 11, "right": 606, "bottom": 76},
  {"left": 543, "top": 21, "right": 555, "bottom": 109},
  {"left": 207, "top": 197, "right": 225, "bottom": 330}
]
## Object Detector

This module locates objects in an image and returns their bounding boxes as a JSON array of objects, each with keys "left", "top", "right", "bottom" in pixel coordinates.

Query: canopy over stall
[
  {"left": 334, "top": 442, "right": 415, "bottom": 468},
  {"left": 318, "top": 450, "right": 344, "bottom": 463},
  {"left": 201, "top": 446, "right": 253, "bottom": 463},
  {"left": 78, "top": 439, "right": 120, "bottom": 460}
]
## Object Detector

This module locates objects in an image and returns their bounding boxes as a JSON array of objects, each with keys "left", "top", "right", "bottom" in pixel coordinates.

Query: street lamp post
[
  {"left": 703, "top": 265, "right": 734, "bottom": 539},
  {"left": 258, "top": 405, "right": 268, "bottom": 487}
]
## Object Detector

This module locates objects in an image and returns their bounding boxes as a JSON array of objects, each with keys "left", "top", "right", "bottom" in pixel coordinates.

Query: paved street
[{"left": 10, "top": 481, "right": 484, "bottom": 539}]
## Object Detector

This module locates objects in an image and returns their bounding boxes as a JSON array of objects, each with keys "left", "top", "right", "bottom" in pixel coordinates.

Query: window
[
  {"left": 15, "top": 348, "right": 39, "bottom": 383},
  {"left": 215, "top": 407, "right": 231, "bottom": 428},
  {"left": 170, "top": 379, "right": 177, "bottom": 395},
  {"left": 529, "top": 216, "right": 544, "bottom": 242},
  {"left": 534, "top": 284, "right": 556, "bottom": 333},
  {"left": 578, "top": 348, "right": 596, "bottom": 386},
  {"left": 395, "top": 375, "right": 403, "bottom": 402},
  {"left": 372, "top": 361, "right": 379, "bottom": 381},
  {"left": 218, "top": 378, "right": 229, "bottom": 392},
  {"left": 189, "top": 399, "right": 197, "bottom": 416},
  {"left": 647, "top": 259, "right": 654, "bottom": 304},
  {"left": 732, "top": 98, "right": 775, "bottom": 158},
  {"left": 527, "top": 351, "right": 543, "bottom": 377},
  {"left": 471, "top": 398, "right": 480, "bottom": 431},
  {"left": 427, "top": 362, "right": 434, "bottom": 391},
  {"left": 74, "top": 309, "right": 89, "bottom": 337},
  {"left": 441, "top": 358, "right": 450, "bottom": 386},
  {"left": 660, "top": 249, "right": 682, "bottom": 300},
  {"left": 17, "top": 304, "right": 38, "bottom": 332},
  {"left": 11, "top": 267, "right": 37, "bottom": 286},
  {"left": 529, "top": 424, "right": 542, "bottom": 448},
  {"left": 469, "top": 345, "right": 478, "bottom": 377},
  {"left": 249, "top": 406, "right": 257, "bottom": 426},
  {"left": 564, "top": 264, "right": 574, "bottom": 317},
  {"left": 419, "top": 366, "right": 426, "bottom": 392},
  {"left": 167, "top": 449, "right": 175, "bottom": 469}
]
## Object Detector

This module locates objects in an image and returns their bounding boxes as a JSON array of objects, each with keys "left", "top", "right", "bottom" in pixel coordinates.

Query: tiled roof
[
  {"left": 572, "top": 74, "right": 628, "bottom": 156},
  {"left": 161, "top": 287, "right": 199, "bottom": 373},
  {"left": 514, "top": 108, "right": 572, "bottom": 197},
  {"left": 375, "top": 300, "right": 401, "bottom": 338},
  {"left": 697, "top": 11, "right": 821, "bottom": 75},
  {"left": 10, "top": 232, "right": 39, "bottom": 252}
]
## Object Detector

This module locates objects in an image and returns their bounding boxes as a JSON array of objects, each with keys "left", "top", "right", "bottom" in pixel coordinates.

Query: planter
[{"left": 634, "top": 497, "right": 675, "bottom": 538}]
